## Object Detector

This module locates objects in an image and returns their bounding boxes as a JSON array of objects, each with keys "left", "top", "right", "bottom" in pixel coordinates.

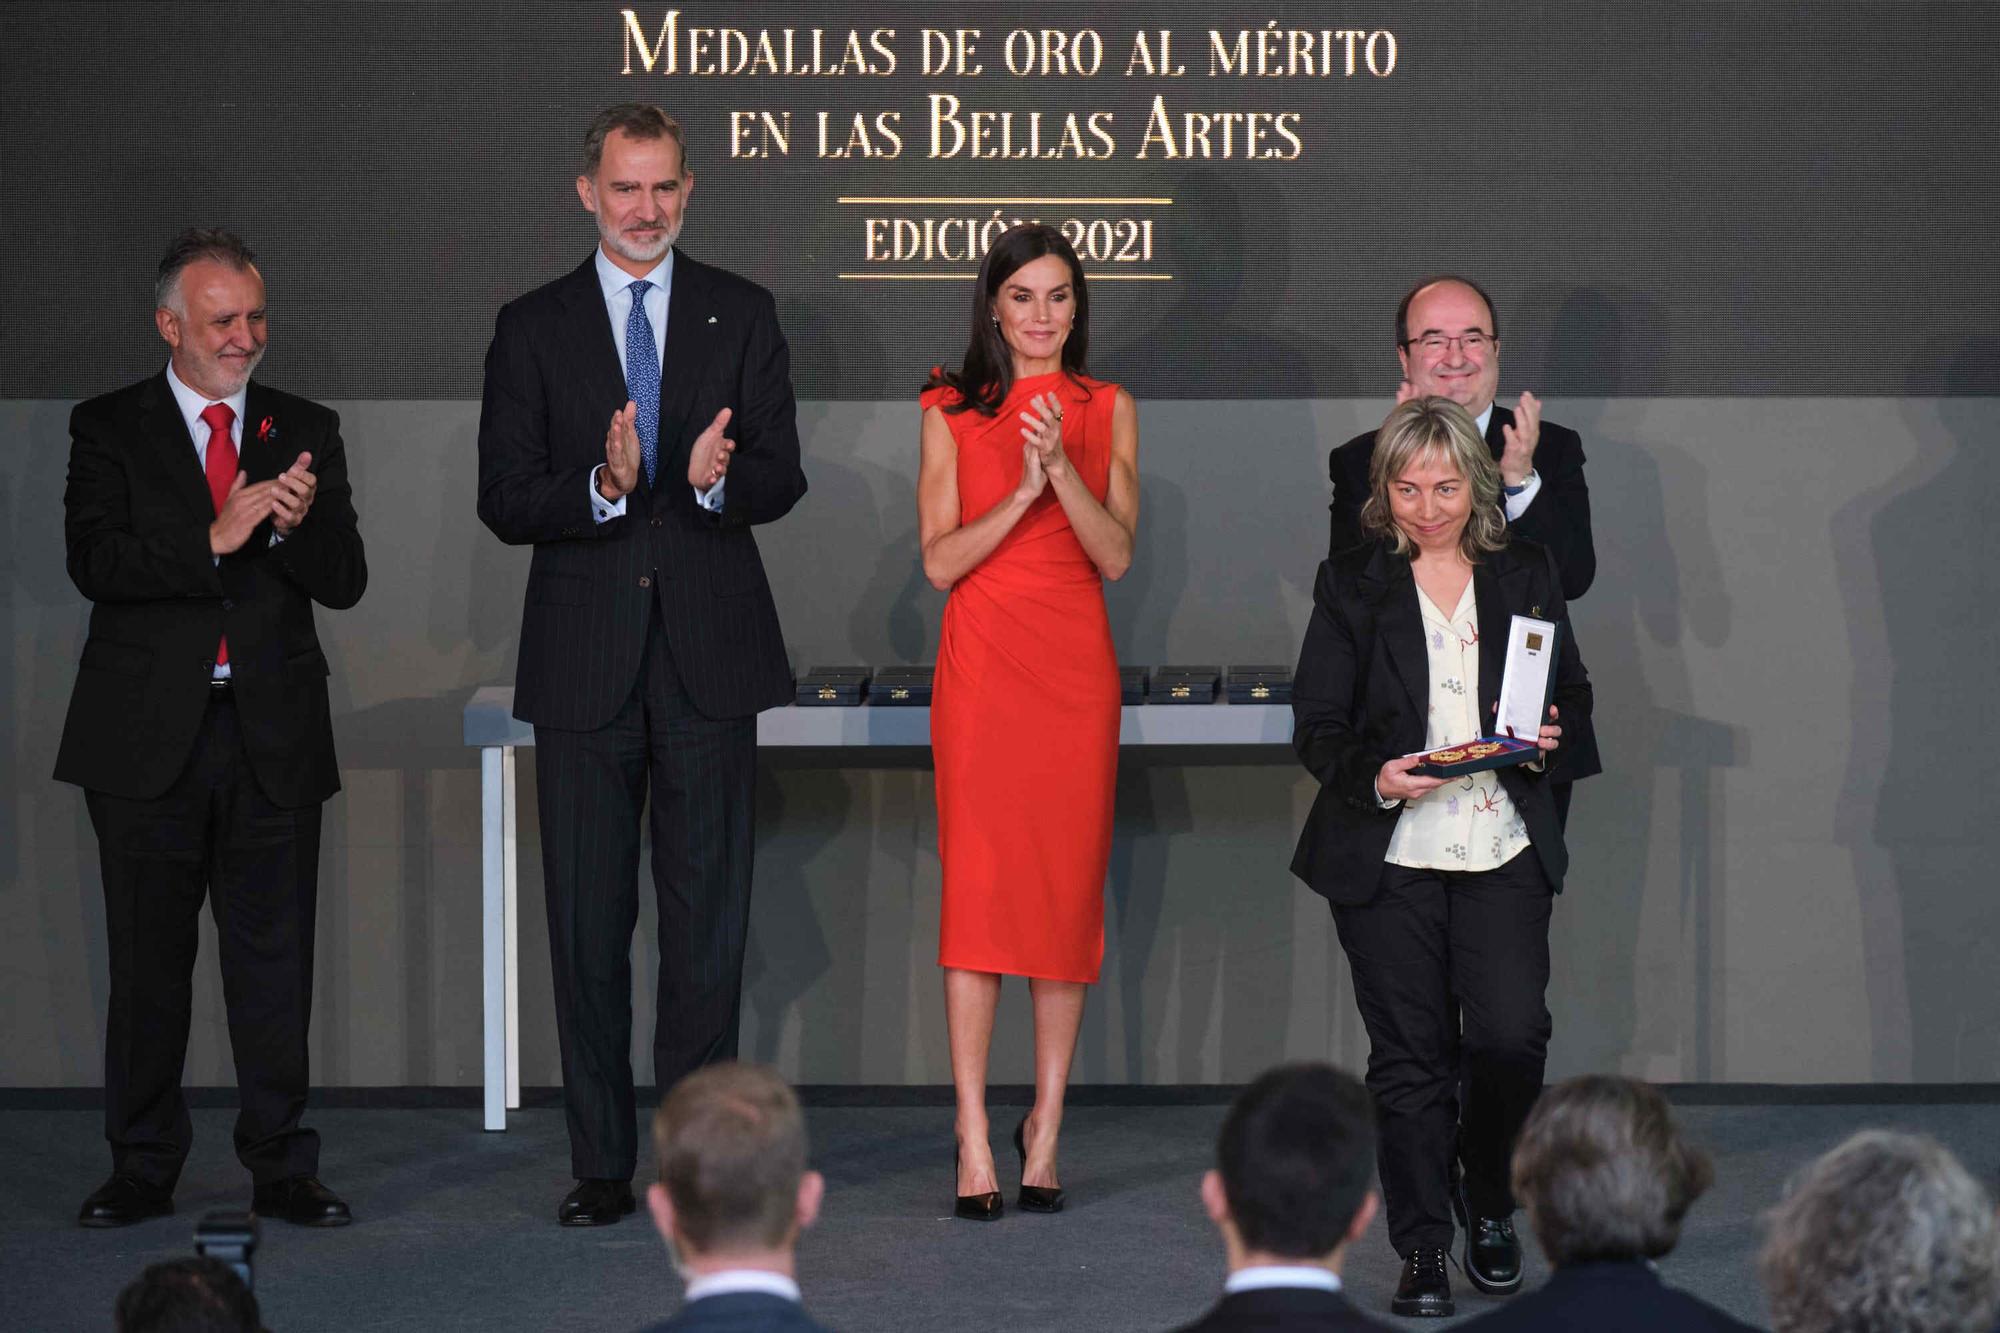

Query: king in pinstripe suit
[{"left": 476, "top": 104, "right": 807, "bottom": 1226}]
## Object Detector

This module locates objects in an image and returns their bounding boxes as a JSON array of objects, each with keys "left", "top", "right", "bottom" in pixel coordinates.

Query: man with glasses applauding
[{"left": 1329, "top": 276, "right": 1595, "bottom": 604}]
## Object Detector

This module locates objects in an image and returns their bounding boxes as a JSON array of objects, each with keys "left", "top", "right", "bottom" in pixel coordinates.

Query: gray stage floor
[{"left": 2, "top": 1097, "right": 1995, "bottom": 1331}]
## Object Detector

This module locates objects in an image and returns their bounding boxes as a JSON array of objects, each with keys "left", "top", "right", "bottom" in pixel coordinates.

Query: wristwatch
[{"left": 1503, "top": 469, "right": 1536, "bottom": 497}]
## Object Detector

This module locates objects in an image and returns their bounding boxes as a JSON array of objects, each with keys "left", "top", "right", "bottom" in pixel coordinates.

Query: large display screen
[{"left": 4, "top": 2, "right": 1995, "bottom": 399}]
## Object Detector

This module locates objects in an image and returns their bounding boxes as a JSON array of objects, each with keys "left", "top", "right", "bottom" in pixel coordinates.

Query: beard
[
  {"left": 600, "top": 212, "right": 677, "bottom": 266},
  {"left": 187, "top": 343, "right": 265, "bottom": 397}
]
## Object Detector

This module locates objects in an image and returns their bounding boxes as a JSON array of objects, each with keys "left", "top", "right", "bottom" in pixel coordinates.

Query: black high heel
[
  {"left": 1012, "top": 1118, "right": 1066, "bottom": 1213},
  {"left": 954, "top": 1145, "right": 1002, "bottom": 1221}
]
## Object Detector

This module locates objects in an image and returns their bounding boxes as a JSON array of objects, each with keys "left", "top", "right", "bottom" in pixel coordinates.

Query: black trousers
[
  {"left": 1332, "top": 850, "right": 1553, "bottom": 1255},
  {"left": 534, "top": 608, "right": 758, "bottom": 1180},
  {"left": 84, "top": 688, "right": 323, "bottom": 1191}
]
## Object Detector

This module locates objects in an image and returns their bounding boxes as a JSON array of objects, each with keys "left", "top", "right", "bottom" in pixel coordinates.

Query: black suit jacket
[
  {"left": 1290, "top": 539, "right": 1593, "bottom": 906},
  {"left": 477, "top": 250, "right": 806, "bottom": 728},
  {"left": 1455, "top": 1260, "right": 1763, "bottom": 1332},
  {"left": 637, "top": 1292, "right": 831, "bottom": 1333},
  {"left": 55, "top": 372, "right": 366, "bottom": 805},
  {"left": 1328, "top": 404, "right": 1595, "bottom": 601},
  {"left": 1172, "top": 1285, "right": 1389, "bottom": 1332}
]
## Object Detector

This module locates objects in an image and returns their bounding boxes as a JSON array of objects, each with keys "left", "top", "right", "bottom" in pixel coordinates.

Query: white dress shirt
[
  {"left": 588, "top": 245, "right": 725, "bottom": 521},
  {"left": 682, "top": 1270, "right": 802, "bottom": 1304},
  {"left": 165, "top": 360, "right": 251, "bottom": 679},
  {"left": 1224, "top": 1265, "right": 1343, "bottom": 1295}
]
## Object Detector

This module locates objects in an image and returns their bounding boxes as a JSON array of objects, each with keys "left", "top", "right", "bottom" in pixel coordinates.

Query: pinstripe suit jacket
[{"left": 477, "top": 250, "right": 806, "bottom": 727}]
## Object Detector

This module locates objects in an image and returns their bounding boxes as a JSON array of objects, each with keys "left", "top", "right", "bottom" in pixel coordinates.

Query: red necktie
[{"left": 201, "top": 402, "right": 237, "bottom": 666}]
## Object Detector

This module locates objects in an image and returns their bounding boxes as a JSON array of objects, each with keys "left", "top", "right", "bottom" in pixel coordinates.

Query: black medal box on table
[
  {"left": 795, "top": 666, "right": 869, "bottom": 707},
  {"left": 871, "top": 665, "right": 933, "bottom": 706},
  {"left": 1150, "top": 665, "right": 1219, "bottom": 704},
  {"left": 1120, "top": 666, "right": 1149, "bottom": 706},
  {"left": 1226, "top": 665, "right": 1293, "bottom": 705},
  {"left": 1408, "top": 615, "right": 1561, "bottom": 777}
]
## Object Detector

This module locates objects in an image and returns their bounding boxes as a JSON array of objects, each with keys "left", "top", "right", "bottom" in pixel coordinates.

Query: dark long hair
[{"left": 925, "top": 223, "right": 1090, "bottom": 415}]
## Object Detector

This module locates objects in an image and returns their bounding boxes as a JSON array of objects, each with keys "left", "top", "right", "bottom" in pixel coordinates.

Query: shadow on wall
[
  {"left": 1517, "top": 285, "right": 1742, "bottom": 1081},
  {"left": 1835, "top": 337, "right": 2000, "bottom": 1081},
  {"left": 1095, "top": 166, "right": 1353, "bottom": 399}
]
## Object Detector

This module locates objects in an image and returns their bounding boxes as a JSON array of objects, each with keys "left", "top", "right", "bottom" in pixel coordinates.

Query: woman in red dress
[{"left": 917, "top": 225, "right": 1139, "bottom": 1220}]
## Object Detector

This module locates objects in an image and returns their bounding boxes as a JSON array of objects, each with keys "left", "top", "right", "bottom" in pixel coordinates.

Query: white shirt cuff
[
  {"left": 590, "top": 466, "right": 627, "bottom": 522},
  {"left": 1373, "top": 778, "right": 1402, "bottom": 810},
  {"left": 1502, "top": 469, "right": 1542, "bottom": 521},
  {"left": 695, "top": 477, "right": 726, "bottom": 512}
]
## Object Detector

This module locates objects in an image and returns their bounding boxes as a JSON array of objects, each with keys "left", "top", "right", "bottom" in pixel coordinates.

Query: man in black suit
[
  {"left": 636, "top": 1064, "right": 830, "bottom": 1333},
  {"left": 1174, "top": 1064, "right": 1390, "bottom": 1332},
  {"left": 1328, "top": 277, "right": 1594, "bottom": 599},
  {"left": 60, "top": 228, "right": 366, "bottom": 1229},
  {"left": 477, "top": 103, "right": 807, "bottom": 1226}
]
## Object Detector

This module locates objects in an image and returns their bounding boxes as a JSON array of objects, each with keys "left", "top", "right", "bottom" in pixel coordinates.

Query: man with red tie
[{"left": 58, "top": 229, "right": 366, "bottom": 1228}]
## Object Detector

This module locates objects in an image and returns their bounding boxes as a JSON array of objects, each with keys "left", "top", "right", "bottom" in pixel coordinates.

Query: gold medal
[
  {"left": 1464, "top": 741, "right": 1502, "bottom": 759},
  {"left": 1427, "top": 747, "right": 1468, "bottom": 765}
]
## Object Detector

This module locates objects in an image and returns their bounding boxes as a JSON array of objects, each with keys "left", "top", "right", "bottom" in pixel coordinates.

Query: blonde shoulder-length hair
[{"left": 1360, "top": 396, "right": 1508, "bottom": 561}]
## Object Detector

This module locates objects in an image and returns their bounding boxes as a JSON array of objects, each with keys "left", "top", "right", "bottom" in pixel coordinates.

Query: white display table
[{"left": 463, "top": 684, "right": 1293, "bottom": 1129}]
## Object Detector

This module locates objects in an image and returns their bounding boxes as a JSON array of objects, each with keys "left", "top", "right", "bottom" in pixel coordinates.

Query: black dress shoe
[
  {"left": 79, "top": 1174, "right": 173, "bottom": 1228},
  {"left": 953, "top": 1147, "right": 1002, "bottom": 1221},
  {"left": 252, "top": 1175, "right": 352, "bottom": 1227},
  {"left": 558, "top": 1178, "right": 635, "bottom": 1227},
  {"left": 1391, "top": 1247, "right": 1454, "bottom": 1318},
  {"left": 1451, "top": 1171, "right": 1523, "bottom": 1293},
  {"left": 1011, "top": 1120, "right": 1064, "bottom": 1214}
]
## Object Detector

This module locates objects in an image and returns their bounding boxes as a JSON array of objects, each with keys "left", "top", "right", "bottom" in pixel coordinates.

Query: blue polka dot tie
[{"left": 625, "top": 279, "right": 660, "bottom": 486}]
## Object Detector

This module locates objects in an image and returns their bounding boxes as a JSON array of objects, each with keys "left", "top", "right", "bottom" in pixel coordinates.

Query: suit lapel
[
  {"left": 1484, "top": 404, "right": 1511, "bottom": 462},
  {"left": 139, "top": 372, "right": 217, "bottom": 522},
  {"left": 656, "top": 250, "right": 721, "bottom": 478},
  {"left": 1473, "top": 558, "right": 1511, "bottom": 724},
  {"left": 240, "top": 382, "right": 285, "bottom": 483},
  {"left": 557, "top": 254, "right": 632, "bottom": 431},
  {"left": 1361, "top": 544, "right": 1428, "bottom": 718}
]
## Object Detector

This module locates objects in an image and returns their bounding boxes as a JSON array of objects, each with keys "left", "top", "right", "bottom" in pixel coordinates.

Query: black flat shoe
[
  {"left": 1450, "top": 1169, "right": 1523, "bottom": 1294},
  {"left": 558, "top": 1178, "right": 635, "bottom": 1227},
  {"left": 79, "top": 1174, "right": 173, "bottom": 1228},
  {"left": 954, "top": 1146, "right": 1002, "bottom": 1221},
  {"left": 251, "top": 1175, "right": 352, "bottom": 1227},
  {"left": 1391, "top": 1246, "right": 1454, "bottom": 1318},
  {"left": 1011, "top": 1119, "right": 1065, "bottom": 1214}
]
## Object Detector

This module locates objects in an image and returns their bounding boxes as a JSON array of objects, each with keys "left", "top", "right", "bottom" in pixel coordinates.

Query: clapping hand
[
  {"left": 602, "top": 402, "right": 641, "bottom": 500},
  {"left": 1498, "top": 390, "right": 1540, "bottom": 487},
  {"left": 687, "top": 408, "right": 734, "bottom": 490},
  {"left": 270, "top": 453, "right": 317, "bottom": 534},
  {"left": 209, "top": 471, "right": 278, "bottom": 555},
  {"left": 1018, "top": 392, "right": 1070, "bottom": 482}
]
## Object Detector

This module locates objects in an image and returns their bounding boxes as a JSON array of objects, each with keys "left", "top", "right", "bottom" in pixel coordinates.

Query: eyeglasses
[{"left": 1400, "top": 332, "right": 1495, "bottom": 355}]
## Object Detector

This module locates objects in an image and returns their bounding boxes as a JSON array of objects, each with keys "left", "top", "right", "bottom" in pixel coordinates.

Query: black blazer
[
  {"left": 1328, "top": 404, "right": 1595, "bottom": 601},
  {"left": 1172, "top": 1285, "right": 1389, "bottom": 1332},
  {"left": 1455, "top": 1260, "right": 1763, "bottom": 1332},
  {"left": 1290, "top": 539, "right": 1592, "bottom": 906},
  {"left": 476, "top": 250, "right": 806, "bottom": 728},
  {"left": 55, "top": 373, "right": 366, "bottom": 805},
  {"left": 637, "top": 1291, "right": 831, "bottom": 1333}
]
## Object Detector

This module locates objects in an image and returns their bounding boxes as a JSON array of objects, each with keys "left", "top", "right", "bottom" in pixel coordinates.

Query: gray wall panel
[{"left": 5, "top": 392, "right": 1995, "bottom": 1086}]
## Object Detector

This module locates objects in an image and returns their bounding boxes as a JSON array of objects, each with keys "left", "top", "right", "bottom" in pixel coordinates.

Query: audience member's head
[
  {"left": 1201, "top": 1062, "right": 1378, "bottom": 1270},
  {"left": 1510, "top": 1074, "right": 1713, "bottom": 1268},
  {"left": 1759, "top": 1130, "right": 2000, "bottom": 1333},
  {"left": 649, "top": 1062, "right": 823, "bottom": 1273},
  {"left": 115, "top": 1257, "right": 261, "bottom": 1333}
]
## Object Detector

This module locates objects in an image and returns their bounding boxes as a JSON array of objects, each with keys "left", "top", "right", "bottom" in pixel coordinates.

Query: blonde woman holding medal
[{"left": 1289, "top": 396, "right": 1590, "bottom": 1319}]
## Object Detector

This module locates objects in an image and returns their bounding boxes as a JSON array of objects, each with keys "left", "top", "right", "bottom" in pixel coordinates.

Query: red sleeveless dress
[{"left": 920, "top": 371, "right": 1122, "bottom": 983}]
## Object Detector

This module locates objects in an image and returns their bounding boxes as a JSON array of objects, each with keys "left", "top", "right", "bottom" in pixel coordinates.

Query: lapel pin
[
  {"left": 257, "top": 416, "right": 277, "bottom": 444},
  {"left": 707, "top": 315, "right": 718, "bottom": 324}
]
